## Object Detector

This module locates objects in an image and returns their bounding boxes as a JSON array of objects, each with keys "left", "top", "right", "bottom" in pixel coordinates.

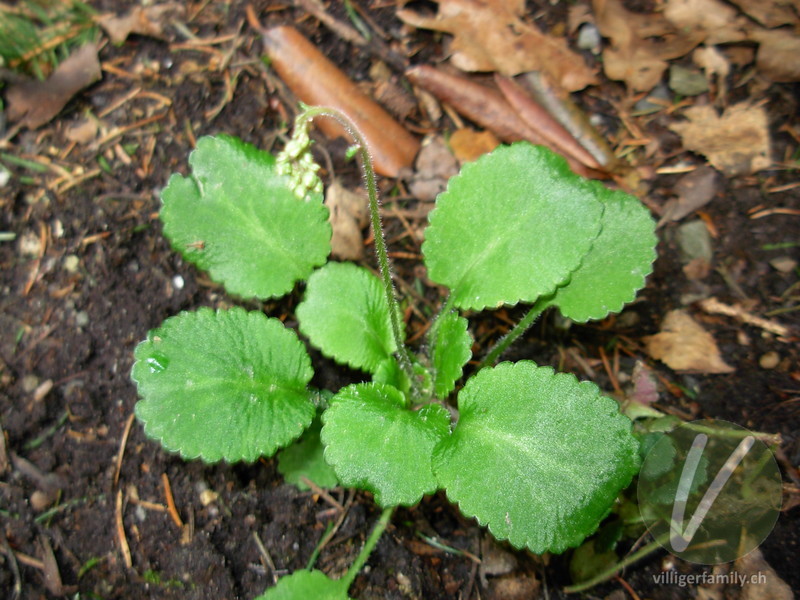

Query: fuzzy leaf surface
[
  {"left": 160, "top": 135, "right": 331, "bottom": 300},
  {"left": 277, "top": 420, "right": 339, "bottom": 491},
  {"left": 321, "top": 383, "right": 451, "bottom": 507},
  {"left": 132, "top": 307, "right": 315, "bottom": 463},
  {"left": 546, "top": 183, "right": 657, "bottom": 322},
  {"left": 433, "top": 361, "right": 639, "bottom": 553},
  {"left": 422, "top": 143, "right": 603, "bottom": 310},
  {"left": 431, "top": 311, "right": 472, "bottom": 398},
  {"left": 255, "top": 570, "right": 350, "bottom": 600},
  {"left": 297, "top": 262, "right": 397, "bottom": 373}
]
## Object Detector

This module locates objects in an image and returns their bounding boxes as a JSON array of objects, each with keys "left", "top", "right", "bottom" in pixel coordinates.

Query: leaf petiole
[
  {"left": 340, "top": 506, "right": 394, "bottom": 590},
  {"left": 477, "top": 297, "right": 548, "bottom": 370}
]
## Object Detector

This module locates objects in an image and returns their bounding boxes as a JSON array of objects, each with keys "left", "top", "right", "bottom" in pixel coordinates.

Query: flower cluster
[{"left": 276, "top": 118, "right": 323, "bottom": 200}]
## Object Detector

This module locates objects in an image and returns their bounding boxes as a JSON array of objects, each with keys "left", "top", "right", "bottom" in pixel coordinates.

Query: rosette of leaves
[{"left": 132, "top": 130, "right": 656, "bottom": 599}]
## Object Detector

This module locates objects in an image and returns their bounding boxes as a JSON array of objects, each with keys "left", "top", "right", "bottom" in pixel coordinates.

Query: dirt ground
[{"left": 1, "top": 1, "right": 799, "bottom": 599}]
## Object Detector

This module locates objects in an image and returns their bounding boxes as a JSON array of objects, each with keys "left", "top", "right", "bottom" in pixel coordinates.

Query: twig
[
  {"left": 306, "top": 489, "right": 354, "bottom": 570},
  {"left": 599, "top": 346, "right": 622, "bottom": 395},
  {"left": 95, "top": 112, "right": 167, "bottom": 147},
  {"left": 299, "top": 476, "right": 343, "bottom": 511},
  {"left": 113, "top": 413, "right": 136, "bottom": 488},
  {"left": 698, "top": 297, "right": 792, "bottom": 338},
  {"left": 614, "top": 574, "right": 642, "bottom": 600},
  {"left": 294, "top": 0, "right": 367, "bottom": 47},
  {"left": 252, "top": 531, "right": 279, "bottom": 584},
  {"left": 162, "top": 473, "right": 184, "bottom": 528},
  {"left": 115, "top": 488, "right": 132, "bottom": 569}
]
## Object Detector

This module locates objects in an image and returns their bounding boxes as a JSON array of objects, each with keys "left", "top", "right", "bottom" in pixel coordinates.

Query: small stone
[
  {"left": 18, "top": 231, "right": 42, "bottom": 257},
  {"left": 33, "top": 379, "right": 53, "bottom": 402},
  {"left": 616, "top": 311, "right": 640, "bottom": 328},
  {"left": 172, "top": 274, "right": 185, "bottom": 290},
  {"left": 63, "top": 254, "right": 80, "bottom": 273},
  {"left": 577, "top": 23, "right": 601, "bottom": 53},
  {"left": 30, "top": 489, "right": 57, "bottom": 511},
  {"left": 769, "top": 257, "right": 797, "bottom": 273},
  {"left": 396, "top": 572, "right": 413, "bottom": 594},
  {"left": 22, "top": 374, "right": 40, "bottom": 393},
  {"left": 75, "top": 311, "right": 89, "bottom": 328},
  {"left": 676, "top": 220, "right": 713, "bottom": 264},
  {"left": 669, "top": 64, "right": 709, "bottom": 96},
  {"left": 135, "top": 504, "right": 147, "bottom": 522},
  {"left": 199, "top": 489, "right": 218, "bottom": 506},
  {"left": 683, "top": 257, "right": 712, "bottom": 280},
  {"left": 759, "top": 351, "right": 780, "bottom": 369}
]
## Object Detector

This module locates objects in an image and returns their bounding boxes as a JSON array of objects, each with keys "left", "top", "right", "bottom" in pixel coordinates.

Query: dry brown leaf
[
  {"left": 669, "top": 103, "right": 771, "bottom": 176},
  {"left": 644, "top": 309, "right": 735, "bottom": 374},
  {"left": 567, "top": 3, "right": 595, "bottom": 34},
  {"left": 408, "top": 136, "right": 459, "bottom": 201},
  {"left": 449, "top": 128, "right": 501, "bottom": 164},
  {"left": 728, "top": 0, "right": 800, "bottom": 28},
  {"left": 663, "top": 0, "right": 752, "bottom": 45},
  {"left": 751, "top": 27, "right": 800, "bottom": 82},
  {"left": 97, "top": 4, "right": 183, "bottom": 44},
  {"left": 664, "top": 0, "right": 800, "bottom": 82},
  {"left": 397, "top": 0, "right": 597, "bottom": 91},
  {"left": 405, "top": 66, "right": 602, "bottom": 178},
  {"left": 6, "top": 44, "right": 101, "bottom": 129},
  {"left": 64, "top": 117, "right": 99, "bottom": 144},
  {"left": 325, "top": 182, "right": 368, "bottom": 261},
  {"left": 693, "top": 46, "right": 731, "bottom": 99},
  {"left": 263, "top": 26, "right": 419, "bottom": 177},
  {"left": 593, "top": 0, "right": 704, "bottom": 91},
  {"left": 658, "top": 165, "right": 721, "bottom": 225}
]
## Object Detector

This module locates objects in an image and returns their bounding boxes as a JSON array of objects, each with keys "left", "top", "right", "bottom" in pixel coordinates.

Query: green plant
[
  {"left": 131, "top": 106, "right": 657, "bottom": 598},
  {"left": 0, "top": 0, "right": 96, "bottom": 79}
]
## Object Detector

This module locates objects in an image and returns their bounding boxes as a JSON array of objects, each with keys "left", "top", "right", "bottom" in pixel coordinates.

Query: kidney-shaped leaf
[
  {"left": 433, "top": 361, "right": 639, "bottom": 554},
  {"left": 297, "top": 262, "right": 398, "bottom": 373},
  {"left": 161, "top": 135, "right": 331, "bottom": 300},
  {"left": 321, "top": 383, "right": 451, "bottom": 507},
  {"left": 132, "top": 307, "right": 316, "bottom": 463},
  {"left": 423, "top": 143, "right": 603, "bottom": 310},
  {"left": 546, "top": 183, "right": 657, "bottom": 322},
  {"left": 255, "top": 570, "right": 350, "bottom": 600},
  {"left": 430, "top": 311, "right": 472, "bottom": 398}
]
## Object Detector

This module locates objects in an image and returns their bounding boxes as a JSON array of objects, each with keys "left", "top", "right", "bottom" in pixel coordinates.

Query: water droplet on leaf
[{"left": 146, "top": 353, "right": 169, "bottom": 374}]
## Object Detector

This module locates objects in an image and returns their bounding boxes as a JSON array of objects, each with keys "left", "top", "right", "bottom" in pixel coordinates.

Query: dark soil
[{"left": 1, "top": 1, "right": 799, "bottom": 599}]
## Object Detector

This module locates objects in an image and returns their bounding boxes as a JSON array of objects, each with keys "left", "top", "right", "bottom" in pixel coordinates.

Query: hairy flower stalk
[{"left": 292, "top": 106, "right": 418, "bottom": 393}]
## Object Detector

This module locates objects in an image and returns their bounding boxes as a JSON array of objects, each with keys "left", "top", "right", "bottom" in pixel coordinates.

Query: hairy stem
[
  {"left": 562, "top": 534, "right": 667, "bottom": 593},
  {"left": 296, "top": 106, "right": 416, "bottom": 387},
  {"left": 477, "top": 298, "right": 547, "bottom": 370},
  {"left": 341, "top": 506, "right": 394, "bottom": 589}
]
